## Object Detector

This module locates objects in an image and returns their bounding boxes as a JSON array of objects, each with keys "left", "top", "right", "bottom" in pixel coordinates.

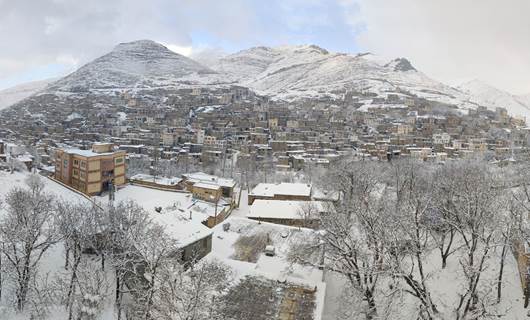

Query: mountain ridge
[{"left": 5, "top": 40, "right": 530, "bottom": 120}]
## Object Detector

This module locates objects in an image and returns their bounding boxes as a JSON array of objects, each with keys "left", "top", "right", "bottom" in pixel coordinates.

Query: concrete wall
[{"left": 87, "top": 182, "right": 101, "bottom": 194}]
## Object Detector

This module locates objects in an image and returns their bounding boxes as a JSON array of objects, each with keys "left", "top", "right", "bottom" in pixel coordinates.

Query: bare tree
[
  {"left": 0, "top": 174, "right": 59, "bottom": 311},
  {"left": 99, "top": 200, "right": 153, "bottom": 319},
  {"left": 55, "top": 202, "right": 100, "bottom": 320},
  {"left": 386, "top": 159, "right": 438, "bottom": 319},
  {"left": 127, "top": 156, "right": 151, "bottom": 177},
  {"left": 296, "top": 201, "right": 320, "bottom": 230},
  {"left": 428, "top": 164, "right": 462, "bottom": 269},
  {"left": 444, "top": 162, "right": 506, "bottom": 320},
  {"left": 103, "top": 201, "right": 179, "bottom": 320},
  {"left": 317, "top": 160, "right": 390, "bottom": 319},
  {"left": 152, "top": 259, "right": 233, "bottom": 320},
  {"left": 55, "top": 259, "right": 112, "bottom": 320},
  {"left": 494, "top": 200, "right": 521, "bottom": 304},
  {"left": 133, "top": 223, "right": 179, "bottom": 320}
]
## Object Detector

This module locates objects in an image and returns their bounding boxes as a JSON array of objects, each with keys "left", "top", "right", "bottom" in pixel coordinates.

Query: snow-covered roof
[
  {"left": 149, "top": 208, "right": 212, "bottom": 248},
  {"left": 247, "top": 200, "right": 325, "bottom": 220},
  {"left": 250, "top": 183, "right": 311, "bottom": 198},
  {"left": 130, "top": 174, "right": 182, "bottom": 186},
  {"left": 183, "top": 172, "right": 236, "bottom": 188},
  {"left": 63, "top": 148, "right": 118, "bottom": 157},
  {"left": 16, "top": 154, "right": 34, "bottom": 162},
  {"left": 193, "top": 182, "right": 221, "bottom": 190},
  {"left": 102, "top": 185, "right": 226, "bottom": 245}
]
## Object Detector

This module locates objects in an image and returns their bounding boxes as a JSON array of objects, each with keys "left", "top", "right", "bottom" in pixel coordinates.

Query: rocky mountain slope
[
  {"left": 47, "top": 40, "right": 224, "bottom": 92},
  {"left": 6, "top": 40, "right": 530, "bottom": 119},
  {"left": 0, "top": 79, "right": 54, "bottom": 110}
]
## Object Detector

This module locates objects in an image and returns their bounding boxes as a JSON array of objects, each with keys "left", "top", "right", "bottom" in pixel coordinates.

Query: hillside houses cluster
[{"left": 1, "top": 87, "right": 530, "bottom": 180}]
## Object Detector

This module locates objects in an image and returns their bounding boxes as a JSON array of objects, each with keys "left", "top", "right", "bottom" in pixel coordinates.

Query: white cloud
[
  {"left": 2, "top": 0, "right": 529, "bottom": 95},
  {"left": 349, "top": 0, "right": 530, "bottom": 94},
  {"left": 0, "top": 0, "right": 254, "bottom": 86},
  {"left": 164, "top": 44, "right": 193, "bottom": 57}
]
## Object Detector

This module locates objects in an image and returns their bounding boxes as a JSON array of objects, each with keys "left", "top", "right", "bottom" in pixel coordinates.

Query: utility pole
[
  {"left": 108, "top": 179, "right": 115, "bottom": 204},
  {"left": 153, "top": 133, "right": 160, "bottom": 181},
  {"left": 222, "top": 143, "right": 227, "bottom": 177}
]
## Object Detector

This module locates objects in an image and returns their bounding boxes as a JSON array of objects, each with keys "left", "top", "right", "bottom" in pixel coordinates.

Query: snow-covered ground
[
  {"left": 322, "top": 238, "right": 526, "bottom": 320},
  {"left": 0, "top": 171, "right": 525, "bottom": 319},
  {"left": 99, "top": 184, "right": 327, "bottom": 319},
  {"left": 207, "top": 217, "right": 327, "bottom": 319},
  {"left": 0, "top": 171, "right": 89, "bottom": 211},
  {"left": 0, "top": 171, "right": 116, "bottom": 320}
]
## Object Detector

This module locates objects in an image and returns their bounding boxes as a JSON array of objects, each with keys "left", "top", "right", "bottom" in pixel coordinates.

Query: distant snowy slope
[
  {"left": 457, "top": 80, "right": 530, "bottom": 119},
  {"left": 0, "top": 79, "right": 53, "bottom": 110},
  {"left": 518, "top": 93, "right": 530, "bottom": 109}
]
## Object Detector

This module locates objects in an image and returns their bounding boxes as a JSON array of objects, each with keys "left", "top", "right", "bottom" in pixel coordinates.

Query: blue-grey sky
[{"left": 1, "top": 0, "right": 530, "bottom": 94}]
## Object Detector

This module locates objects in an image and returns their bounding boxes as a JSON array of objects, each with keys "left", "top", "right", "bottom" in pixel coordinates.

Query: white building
[{"left": 433, "top": 132, "right": 451, "bottom": 145}]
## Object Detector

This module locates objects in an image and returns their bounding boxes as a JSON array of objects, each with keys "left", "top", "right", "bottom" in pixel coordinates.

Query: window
[
  {"left": 80, "top": 161, "right": 86, "bottom": 169},
  {"left": 73, "top": 169, "right": 79, "bottom": 176},
  {"left": 73, "top": 159, "right": 79, "bottom": 166},
  {"left": 80, "top": 171, "right": 85, "bottom": 179},
  {"left": 63, "top": 159, "right": 68, "bottom": 167}
]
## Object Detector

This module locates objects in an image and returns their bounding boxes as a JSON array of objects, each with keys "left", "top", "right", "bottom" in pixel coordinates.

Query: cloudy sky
[{"left": 1, "top": 0, "right": 529, "bottom": 94}]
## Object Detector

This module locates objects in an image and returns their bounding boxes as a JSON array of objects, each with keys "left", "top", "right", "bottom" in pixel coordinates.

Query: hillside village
[
  {"left": 1, "top": 82, "right": 529, "bottom": 180},
  {"left": 1, "top": 40, "right": 530, "bottom": 320}
]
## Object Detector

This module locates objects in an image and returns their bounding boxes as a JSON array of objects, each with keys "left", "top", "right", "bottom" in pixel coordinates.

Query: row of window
[
  {"left": 72, "top": 169, "right": 86, "bottom": 179},
  {"left": 62, "top": 156, "right": 122, "bottom": 170},
  {"left": 73, "top": 159, "right": 87, "bottom": 168}
]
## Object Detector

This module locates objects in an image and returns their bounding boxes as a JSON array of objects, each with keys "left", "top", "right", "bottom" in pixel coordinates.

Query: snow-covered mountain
[
  {"left": 7, "top": 40, "right": 529, "bottom": 120},
  {"left": 211, "top": 45, "right": 469, "bottom": 105},
  {"left": 456, "top": 80, "right": 530, "bottom": 119},
  {"left": 48, "top": 40, "right": 223, "bottom": 92},
  {"left": 0, "top": 79, "right": 54, "bottom": 110}
]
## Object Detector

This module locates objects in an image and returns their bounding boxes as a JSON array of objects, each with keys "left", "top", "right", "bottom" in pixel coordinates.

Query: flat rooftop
[
  {"left": 248, "top": 200, "right": 325, "bottom": 220},
  {"left": 250, "top": 183, "right": 311, "bottom": 198}
]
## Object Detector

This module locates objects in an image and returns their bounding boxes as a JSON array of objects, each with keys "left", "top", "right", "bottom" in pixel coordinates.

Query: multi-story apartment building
[{"left": 55, "top": 143, "right": 126, "bottom": 195}]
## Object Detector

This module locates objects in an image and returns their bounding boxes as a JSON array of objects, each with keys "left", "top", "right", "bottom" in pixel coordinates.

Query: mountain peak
[
  {"left": 113, "top": 40, "right": 173, "bottom": 54},
  {"left": 273, "top": 44, "right": 329, "bottom": 55},
  {"left": 48, "top": 39, "right": 215, "bottom": 92},
  {"left": 293, "top": 44, "right": 329, "bottom": 54},
  {"left": 385, "top": 58, "right": 417, "bottom": 72}
]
